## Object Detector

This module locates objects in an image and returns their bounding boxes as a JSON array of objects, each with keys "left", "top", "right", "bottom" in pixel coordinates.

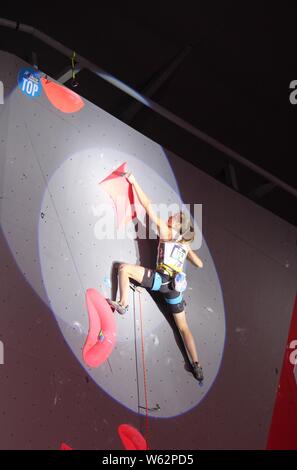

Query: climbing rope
[{"left": 138, "top": 289, "right": 150, "bottom": 450}]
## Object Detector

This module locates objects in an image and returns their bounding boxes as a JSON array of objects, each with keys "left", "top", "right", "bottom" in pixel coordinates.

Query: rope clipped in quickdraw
[
  {"left": 71, "top": 52, "right": 79, "bottom": 88},
  {"left": 139, "top": 404, "right": 160, "bottom": 412}
]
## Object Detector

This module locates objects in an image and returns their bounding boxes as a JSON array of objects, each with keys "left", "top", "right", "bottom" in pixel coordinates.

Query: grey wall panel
[{"left": 0, "top": 50, "right": 296, "bottom": 449}]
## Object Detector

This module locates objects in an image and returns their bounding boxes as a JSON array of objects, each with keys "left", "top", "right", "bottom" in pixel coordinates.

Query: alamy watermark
[
  {"left": 289, "top": 339, "right": 297, "bottom": 365},
  {"left": 0, "top": 340, "right": 4, "bottom": 364},
  {"left": 0, "top": 80, "right": 3, "bottom": 104},
  {"left": 93, "top": 201, "right": 203, "bottom": 250},
  {"left": 289, "top": 80, "right": 297, "bottom": 104}
]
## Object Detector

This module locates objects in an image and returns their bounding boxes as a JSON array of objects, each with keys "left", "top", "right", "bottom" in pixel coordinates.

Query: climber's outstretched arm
[{"left": 125, "top": 172, "right": 170, "bottom": 239}]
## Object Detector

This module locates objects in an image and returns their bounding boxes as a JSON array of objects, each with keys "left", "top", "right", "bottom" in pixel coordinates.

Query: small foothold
[{"left": 103, "top": 276, "right": 111, "bottom": 288}]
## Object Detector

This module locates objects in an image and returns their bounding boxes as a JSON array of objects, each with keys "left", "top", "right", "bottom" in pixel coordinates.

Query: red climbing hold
[
  {"left": 41, "top": 77, "right": 84, "bottom": 113},
  {"left": 83, "top": 288, "right": 117, "bottom": 368},
  {"left": 99, "top": 162, "right": 144, "bottom": 228},
  {"left": 60, "top": 442, "right": 73, "bottom": 450},
  {"left": 118, "top": 424, "right": 148, "bottom": 450}
]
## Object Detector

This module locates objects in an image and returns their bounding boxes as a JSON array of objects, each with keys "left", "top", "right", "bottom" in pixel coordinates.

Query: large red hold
[
  {"left": 118, "top": 424, "right": 148, "bottom": 450},
  {"left": 83, "top": 288, "right": 117, "bottom": 368},
  {"left": 99, "top": 162, "right": 144, "bottom": 228},
  {"left": 41, "top": 78, "right": 84, "bottom": 113},
  {"left": 60, "top": 442, "right": 73, "bottom": 450}
]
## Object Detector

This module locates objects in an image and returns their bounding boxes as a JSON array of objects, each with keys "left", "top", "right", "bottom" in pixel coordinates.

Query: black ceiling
[{"left": 0, "top": 3, "right": 296, "bottom": 225}]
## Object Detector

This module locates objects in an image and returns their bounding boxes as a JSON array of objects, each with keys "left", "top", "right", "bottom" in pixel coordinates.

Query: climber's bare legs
[
  {"left": 173, "top": 310, "right": 199, "bottom": 364},
  {"left": 118, "top": 263, "right": 145, "bottom": 307}
]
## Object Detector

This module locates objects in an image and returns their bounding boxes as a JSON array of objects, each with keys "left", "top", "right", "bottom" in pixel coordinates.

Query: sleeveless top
[{"left": 156, "top": 237, "right": 190, "bottom": 275}]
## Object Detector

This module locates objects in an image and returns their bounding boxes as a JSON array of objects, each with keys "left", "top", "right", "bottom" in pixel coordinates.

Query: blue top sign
[{"left": 18, "top": 68, "right": 42, "bottom": 98}]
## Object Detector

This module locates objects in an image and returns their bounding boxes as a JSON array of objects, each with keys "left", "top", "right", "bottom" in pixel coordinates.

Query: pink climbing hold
[
  {"left": 99, "top": 162, "right": 144, "bottom": 228},
  {"left": 118, "top": 424, "right": 148, "bottom": 450},
  {"left": 41, "top": 77, "right": 84, "bottom": 113},
  {"left": 83, "top": 288, "right": 117, "bottom": 368}
]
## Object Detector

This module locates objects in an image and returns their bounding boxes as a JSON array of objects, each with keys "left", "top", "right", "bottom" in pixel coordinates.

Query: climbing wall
[{"left": 0, "top": 50, "right": 296, "bottom": 449}]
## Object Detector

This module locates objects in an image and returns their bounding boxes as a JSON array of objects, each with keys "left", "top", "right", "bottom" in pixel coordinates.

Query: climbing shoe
[
  {"left": 192, "top": 362, "right": 204, "bottom": 383},
  {"left": 107, "top": 299, "right": 128, "bottom": 315}
]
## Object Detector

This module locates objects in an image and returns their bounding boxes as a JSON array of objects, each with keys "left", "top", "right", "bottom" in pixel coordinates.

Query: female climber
[{"left": 107, "top": 172, "right": 204, "bottom": 382}]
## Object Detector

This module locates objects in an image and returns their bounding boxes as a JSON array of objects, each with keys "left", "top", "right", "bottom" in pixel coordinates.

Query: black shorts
[{"left": 139, "top": 268, "right": 185, "bottom": 314}]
